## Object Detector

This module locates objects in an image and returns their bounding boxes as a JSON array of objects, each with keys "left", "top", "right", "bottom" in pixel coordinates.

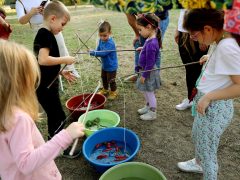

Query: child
[
  {"left": 177, "top": 9, "right": 240, "bottom": 180},
  {"left": 0, "top": 7, "right": 12, "bottom": 39},
  {"left": 89, "top": 21, "right": 118, "bottom": 100},
  {"left": 15, "top": 0, "right": 80, "bottom": 79},
  {"left": 135, "top": 13, "right": 161, "bottom": 121},
  {"left": 33, "top": 1, "right": 78, "bottom": 156},
  {"left": 0, "top": 39, "right": 85, "bottom": 179}
]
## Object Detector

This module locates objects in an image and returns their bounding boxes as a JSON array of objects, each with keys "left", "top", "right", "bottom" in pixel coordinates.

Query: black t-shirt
[{"left": 34, "top": 28, "right": 60, "bottom": 88}]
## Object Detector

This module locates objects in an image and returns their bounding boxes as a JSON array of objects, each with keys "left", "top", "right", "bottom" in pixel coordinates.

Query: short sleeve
[{"left": 215, "top": 38, "right": 240, "bottom": 75}]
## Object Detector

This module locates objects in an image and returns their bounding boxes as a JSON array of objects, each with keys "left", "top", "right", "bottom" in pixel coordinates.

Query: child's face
[
  {"left": 99, "top": 31, "right": 111, "bottom": 42},
  {"left": 49, "top": 15, "right": 68, "bottom": 35},
  {"left": 189, "top": 26, "right": 214, "bottom": 45},
  {"left": 137, "top": 24, "right": 152, "bottom": 39}
]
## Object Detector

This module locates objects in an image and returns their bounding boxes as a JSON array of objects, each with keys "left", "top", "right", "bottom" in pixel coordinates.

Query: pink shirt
[{"left": 0, "top": 108, "right": 73, "bottom": 180}]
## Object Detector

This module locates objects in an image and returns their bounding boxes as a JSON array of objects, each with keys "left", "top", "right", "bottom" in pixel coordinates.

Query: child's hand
[
  {"left": 135, "top": 66, "right": 142, "bottom": 73},
  {"left": 64, "top": 56, "right": 76, "bottom": 65},
  {"left": 199, "top": 55, "right": 209, "bottom": 65},
  {"left": 140, "top": 76, "right": 145, "bottom": 84},
  {"left": 197, "top": 95, "right": 211, "bottom": 115},
  {"left": 61, "top": 70, "right": 76, "bottom": 82},
  {"left": 66, "top": 122, "right": 85, "bottom": 139},
  {"left": 89, "top": 50, "right": 95, "bottom": 56},
  {"left": 136, "top": 47, "right": 143, "bottom": 52}
]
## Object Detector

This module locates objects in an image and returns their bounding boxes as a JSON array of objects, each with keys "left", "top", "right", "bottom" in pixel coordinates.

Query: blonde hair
[
  {"left": 43, "top": 0, "right": 70, "bottom": 21},
  {"left": 0, "top": 40, "right": 40, "bottom": 132}
]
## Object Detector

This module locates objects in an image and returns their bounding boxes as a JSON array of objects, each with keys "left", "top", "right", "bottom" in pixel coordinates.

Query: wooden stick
[
  {"left": 69, "top": 81, "right": 101, "bottom": 156},
  {"left": 47, "top": 64, "right": 67, "bottom": 89},
  {"left": 74, "top": 49, "right": 136, "bottom": 55},
  {"left": 121, "top": 61, "right": 200, "bottom": 80},
  {"left": 75, "top": 33, "right": 102, "bottom": 63}
]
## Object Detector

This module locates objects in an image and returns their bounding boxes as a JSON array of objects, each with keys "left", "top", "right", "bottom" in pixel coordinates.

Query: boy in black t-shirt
[{"left": 34, "top": 0, "right": 79, "bottom": 158}]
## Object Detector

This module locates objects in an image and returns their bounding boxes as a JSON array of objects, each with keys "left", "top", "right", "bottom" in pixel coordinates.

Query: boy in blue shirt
[{"left": 90, "top": 21, "right": 118, "bottom": 100}]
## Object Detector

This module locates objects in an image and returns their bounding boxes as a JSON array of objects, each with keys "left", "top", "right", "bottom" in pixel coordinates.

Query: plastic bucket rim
[
  {"left": 99, "top": 161, "right": 167, "bottom": 180},
  {"left": 78, "top": 109, "right": 120, "bottom": 131},
  {"left": 65, "top": 93, "right": 107, "bottom": 111},
  {"left": 82, "top": 127, "right": 140, "bottom": 167}
]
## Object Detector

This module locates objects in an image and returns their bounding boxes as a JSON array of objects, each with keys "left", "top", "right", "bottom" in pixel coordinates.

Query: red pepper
[
  {"left": 103, "top": 148, "right": 112, "bottom": 152},
  {"left": 97, "top": 154, "right": 108, "bottom": 159},
  {"left": 110, "top": 140, "right": 116, "bottom": 145},
  {"left": 106, "top": 142, "right": 111, "bottom": 149},
  {"left": 95, "top": 143, "right": 102, "bottom": 149},
  {"left": 114, "top": 155, "right": 127, "bottom": 161}
]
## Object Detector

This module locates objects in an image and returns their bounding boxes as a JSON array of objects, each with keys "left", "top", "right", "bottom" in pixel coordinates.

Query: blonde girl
[{"left": 0, "top": 40, "right": 84, "bottom": 180}]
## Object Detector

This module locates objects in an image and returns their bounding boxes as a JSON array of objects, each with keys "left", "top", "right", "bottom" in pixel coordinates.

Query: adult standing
[
  {"left": 174, "top": 9, "right": 208, "bottom": 110},
  {"left": 15, "top": 0, "right": 80, "bottom": 78},
  {"left": 124, "top": 9, "right": 170, "bottom": 82}
]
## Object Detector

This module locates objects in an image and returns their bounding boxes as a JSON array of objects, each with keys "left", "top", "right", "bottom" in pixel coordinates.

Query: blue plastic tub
[{"left": 82, "top": 127, "right": 140, "bottom": 173}]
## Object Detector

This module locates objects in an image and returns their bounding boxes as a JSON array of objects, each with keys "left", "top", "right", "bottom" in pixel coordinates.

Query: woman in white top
[
  {"left": 177, "top": 9, "right": 240, "bottom": 180},
  {"left": 174, "top": 9, "right": 208, "bottom": 111},
  {"left": 15, "top": 0, "right": 79, "bottom": 78}
]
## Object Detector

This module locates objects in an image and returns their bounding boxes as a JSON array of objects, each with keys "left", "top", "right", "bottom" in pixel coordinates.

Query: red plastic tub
[{"left": 65, "top": 93, "right": 107, "bottom": 120}]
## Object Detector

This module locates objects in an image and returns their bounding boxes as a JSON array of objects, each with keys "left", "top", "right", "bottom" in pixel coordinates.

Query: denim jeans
[{"left": 134, "top": 15, "right": 170, "bottom": 71}]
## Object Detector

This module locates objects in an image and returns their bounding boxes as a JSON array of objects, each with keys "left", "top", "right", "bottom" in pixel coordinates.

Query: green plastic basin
[
  {"left": 99, "top": 162, "right": 167, "bottom": 180},
  {"left": 78, "top": 109, "right": 120, "bottom": 137}
]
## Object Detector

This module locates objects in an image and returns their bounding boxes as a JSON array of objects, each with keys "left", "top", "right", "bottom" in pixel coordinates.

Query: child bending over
[
  {"left": 177, "top": 9, "right": 240, "bottom": 180},
  {"left": 33, "top": 1, "right": 79, "bottom": 157},
  {"left": 135, "top": 13, "right": 161, "bottom": 121},
  {"left": 90, "top": 21, "right": 118, "bottom": 100},
  {"left": 0, "top": 40, "right": 84, "bottom": 180}
]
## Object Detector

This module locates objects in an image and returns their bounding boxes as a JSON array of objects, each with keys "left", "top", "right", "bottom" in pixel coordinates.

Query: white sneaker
[
  {"left": 176, "top": 98, "right": 192, "bottom": 110},
  {"left": 71, "top": 69, "right": 80, "bottom": 78},
  {"left": 177, "top": 158, "right": 203, "bottom": 173},
  {"left": 137, "top": 106, "right": 150, "bottom": 115},
  {"left": 140, "top": 110, "right": 156, "bottom": 120}
]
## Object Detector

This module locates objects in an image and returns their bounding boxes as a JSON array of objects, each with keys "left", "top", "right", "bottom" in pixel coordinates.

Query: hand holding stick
[{"left": 69, "top": 81, "right": 101, "bottom": 156}]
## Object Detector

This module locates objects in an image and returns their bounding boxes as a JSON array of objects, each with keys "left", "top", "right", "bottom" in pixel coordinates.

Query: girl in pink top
[{"left": 0, "top": 40, "right": 85, "bottom": 180}]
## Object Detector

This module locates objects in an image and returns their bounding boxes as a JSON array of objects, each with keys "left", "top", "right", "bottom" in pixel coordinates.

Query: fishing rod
[
  {"left": 120, "top": 61, "right": 201, "bottom": 80},
  {"left": 47, "top": 64, "right": 68, "bottom": 89},
  {"left": 74, "top": 49, "right": 136, "bottom": 55},
  {"left": 75, "top": 33, "right": 102, "bottom": 63},
  {"left": 69, "top": 81, "right": 101, "bottom": 156}
]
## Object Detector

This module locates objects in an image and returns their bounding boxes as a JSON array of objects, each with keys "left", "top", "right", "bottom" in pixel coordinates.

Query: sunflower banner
[{"left": 85, "top": 0, "right": 234, "bottom": 13}]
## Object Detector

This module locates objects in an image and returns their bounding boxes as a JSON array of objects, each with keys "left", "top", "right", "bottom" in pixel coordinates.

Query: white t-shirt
[
  {"left": 177, "top": 9, "right": 188, "bottom": 33},
  {"left": 198, "top": 38, "right": 240, "bottom": 93},
  {"left": 15, "top": 0, "right": 48, "bottom": 25}
]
